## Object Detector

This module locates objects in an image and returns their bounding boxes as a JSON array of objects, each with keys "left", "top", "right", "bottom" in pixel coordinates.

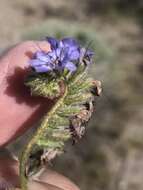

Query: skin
[{"left": 0, "top": 41, "right": 80, "bottom": 190}]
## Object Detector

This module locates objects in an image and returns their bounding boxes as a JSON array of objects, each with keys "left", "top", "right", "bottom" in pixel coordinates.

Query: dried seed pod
[
  {"left": 91, "top": 80, "right": 102, "bottom": 96},
  {"left": 85, "top": 101, "right": 94, "bottom": 112},
  {"left": 41, "top": 149, "right": 58, "bottom": 165},
  {"left": 77, "top": 109, "right": 91, "bottom": 122},
  {"left": 70, "top": 116, "right": 86, "bottom": 143}
]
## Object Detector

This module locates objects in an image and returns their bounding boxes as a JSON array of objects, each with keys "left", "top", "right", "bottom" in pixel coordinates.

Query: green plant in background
[{"left": 19, "top": 37, "right": 101, "bottom": 190}]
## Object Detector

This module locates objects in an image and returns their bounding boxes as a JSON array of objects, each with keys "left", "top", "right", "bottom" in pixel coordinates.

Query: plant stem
[{"left": 20, "top": 84, "right": 67, "bottom": 190}]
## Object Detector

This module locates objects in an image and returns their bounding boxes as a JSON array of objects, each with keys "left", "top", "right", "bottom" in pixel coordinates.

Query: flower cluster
[{"left": 30, "top": 37, "right": 94, "bottom": 73}]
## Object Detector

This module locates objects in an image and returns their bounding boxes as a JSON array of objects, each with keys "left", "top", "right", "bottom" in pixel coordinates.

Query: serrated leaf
[
  {"left": 50, "top": 115, "right": 69, "bottom": 126},
  {"left": 69, "top": 71, "right": 87, "bottom": 86},
  {"left": 64, "top": 93, "right": 93, "bottom": 105},
  {"left": 37, "top": 139, "right": 64, "bottom": 149},
  {"left": 68, "top": 78, "right": 93, "bottom": 95},
  {"left": 57, "top": 105, "right": 83, "bottom": 117}
]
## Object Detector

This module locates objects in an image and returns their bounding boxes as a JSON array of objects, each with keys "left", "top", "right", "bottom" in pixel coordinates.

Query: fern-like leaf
[{"left": 19, "top": 37, "right": 102, "bottom": 190}]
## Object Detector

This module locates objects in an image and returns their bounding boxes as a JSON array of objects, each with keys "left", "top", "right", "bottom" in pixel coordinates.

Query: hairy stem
[{"left": 20, "top": 82, "right": 67, "bottom": 190}]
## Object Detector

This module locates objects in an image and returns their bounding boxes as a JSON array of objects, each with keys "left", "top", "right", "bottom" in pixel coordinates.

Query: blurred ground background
[{"left": 1, "top": 0, "right": 143, "bottom": 190}]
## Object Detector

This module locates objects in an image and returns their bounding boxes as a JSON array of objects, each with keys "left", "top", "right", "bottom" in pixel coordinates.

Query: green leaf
[
  {"left": 57, "top": 105, "right": 83, "bottom": 117},
  {"left": 37, "top": 139, "right": 64, "bottom": 149},
  {"left": 25, "top": 74, "right": 60, "bottom": 98}
]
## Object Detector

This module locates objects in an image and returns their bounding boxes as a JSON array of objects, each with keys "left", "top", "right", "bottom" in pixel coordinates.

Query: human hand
[{"left": 0, "top": 41, "right": 80, "bottom": 190}]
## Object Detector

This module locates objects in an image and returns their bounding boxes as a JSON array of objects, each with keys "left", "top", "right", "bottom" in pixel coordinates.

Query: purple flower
[
  {"left": 47, "top": 37, "right": 80, "bottom": 62},
  {"left": 29, "top": 51, "right": 54, "bottom": 73},
  {"left": 30, "top": 37, "right": 80, "bottom": 73},
  {"left": 29, "top": 37, "right": 94, "bottom": 74},
  {"left": 80, "top": 48, "right": 94, "bottom": 64},
  {"left": 46, "top": 37, "right": 59, "bottom": 50},
  {"left": 47, "top": 37, "right": 79, "bottom": 72},
  {"left": 61, "top": 38, "right": 80, "bottom": 60}
]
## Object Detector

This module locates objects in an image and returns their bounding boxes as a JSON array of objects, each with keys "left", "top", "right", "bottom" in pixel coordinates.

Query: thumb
[{"left": 0, "top": 41, "right": 53, "bottom": 147}]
